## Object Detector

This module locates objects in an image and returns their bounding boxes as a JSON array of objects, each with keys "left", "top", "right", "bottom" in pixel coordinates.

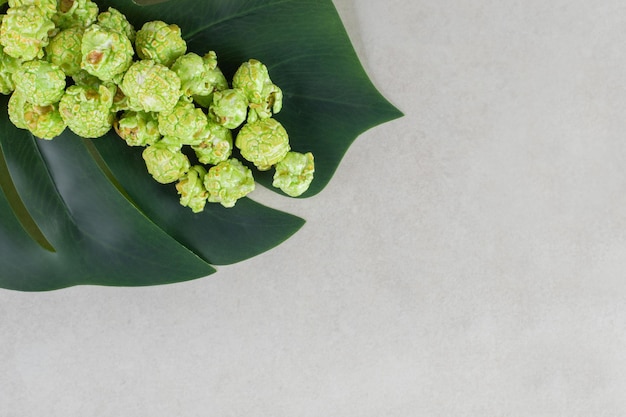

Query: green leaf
[
  {"left": 0, "top": 0, "right": 401, "bottom": 291},
  {"left": 0, "top": 106, "right": 216, "bottom": 291}
]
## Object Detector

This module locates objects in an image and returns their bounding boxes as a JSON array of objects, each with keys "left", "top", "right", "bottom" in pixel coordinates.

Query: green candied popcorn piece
[
  {"left": 7, "top": 91, "right": 66, "bottom": 139},
  {"left": 23, "top": 102, "right": 66, "bottom": 140},
  {"left": 171, "top": 51, "right": 227, "bottom": 98},
  {"left": 13, "top": 60, "right": 66, "bottom": 106},
  {"left": 8, "top": 92, "right": 28, "bottom": 129},
  {"left": 142, "top": 141, "right": 190, "bottom": 184},
  {"left": 192, "top": 51, "right": 229, "bottom": 108},
  {"left": 208, "top": 89, "right": 248, "bottom": 130},
  {"left": 191, "top": 119, "right": 233, "bottom": 165},
  {"left": 8, "top": 0, "right": 57, "bottom": 18},
  {"left": 135, "top": 20, "right": 186, "bottom": 67},
  {"left": 0, "top": 46, "right": 20, "bottom": 95},
  {"left": 121, "top": 59, "right": 181, "bottom": 113},
  {"left": 97, "top": 7, "right": 135, "bottom": 43},
  {"left": 235, "top": 118, "right": 290, "bottom": 171},
  {"left": 81, "top": 24, "right": 134, "bottom": 82},
  {"left": 232, "top": 59, "right": 283, "bottom": 123},
  {"left": 45, "top": 26, "right": 84, "bottom": 76},
  {"left": 157, "top": 96, "right": 208, "bottom": 145},
  {"left": 0, "top": 5, "right": 55, "bottom": 60},
  {"left": 114, "top": 110, "right": 161, "bottom": 147},
  {"left": 176, "top": 165, "right": 208, "bottom": 213},
  {"left": 170, "top": 53, "right": 206, "bottom": 97},
  {"left": 58, "top": 82, "right": 116, "bottom": 138},
  {"left": 54, "top": 0, "right": 99, "bottom": 29},
  {"left": 272, "top": 151, "right": 315, "bottom": 197},
  {"left": 204, "top": 158, "right": 255, "bottom": 208}
]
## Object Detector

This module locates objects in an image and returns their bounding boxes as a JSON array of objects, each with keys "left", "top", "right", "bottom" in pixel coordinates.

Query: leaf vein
[
  {"left": 31, "top": 136, "right": 81, "bottom": 230},
  {"left": 287, "top": 93, "right": 383, "bottom": 109},
  {"left": 267, "top": 52, "right": 349, "bottom": 70}
]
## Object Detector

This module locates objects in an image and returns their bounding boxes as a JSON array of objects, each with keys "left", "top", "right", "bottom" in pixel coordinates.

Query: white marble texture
[{"left": 3, "top": 0, "right": 626, "bottom": 415}]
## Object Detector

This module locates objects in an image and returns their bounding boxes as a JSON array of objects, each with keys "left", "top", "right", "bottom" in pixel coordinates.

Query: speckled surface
[{"left": 3, "top": 1, "right": 626, "bottom": 415}]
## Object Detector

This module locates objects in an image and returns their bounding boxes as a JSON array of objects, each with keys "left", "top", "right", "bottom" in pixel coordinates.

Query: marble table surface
[{"left": 2, "top": 0, "right": 626, "bottom": 415}]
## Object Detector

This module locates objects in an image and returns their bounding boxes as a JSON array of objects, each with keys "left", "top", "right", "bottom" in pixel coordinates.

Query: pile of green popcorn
[{"left": 0, "top": 0, "right": 315, "bottom": 211}]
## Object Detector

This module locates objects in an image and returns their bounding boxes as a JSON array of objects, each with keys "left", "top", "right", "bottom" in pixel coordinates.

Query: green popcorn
[
  {"left": 208, "top": 88, "right": 248, "bottom": 130},
  {"left": 191, "top": 119, "right": 233, "bottom": 165},
  {"left": 272, "top": 151, "right": 315, "bottom": 197},
  {"left": 232, "top": 59, "right": 283, "bottom": 122},
  {"left": 171, "top": 51, "right": 227, "bottom": 99},
  {"left": 204, "top": 158, "right": 255, "bottom": 208},
  {"left": 135, "top": 20, "right": 186, "bottom": 67},
  {"left": 114, "top": 110, "right": 161, "bottom": 147},
  {"left": 8, "top": 0, "right": 54, "bottom": 7},
  {"left": 81, "top": 24, "right": 134, "bottom": 82},
  {"left": 7, "top": 91, "right": 66, "bottom": 139},
  {"left": 58, "top": 82, "right": 116, "bottom": 138},
  {"left": 13, "top": 60, "right": 66, "bottom": 106},
  {"left": 170, "top": 53, "right": 207, "bottom": 97},
  {"left": 192, "top": 51, "right": 229, "bottom": 108},
  {"left": 157, "top": 96, "right": 208, "bottom": 145},
  {"left": 45, "top": 26, "right": 84, "bottom": 76},
  {"left": 97, "top": 7, "right": 135, "bottom": 43},
  {"left": 142, "top": 141, "right": 190, "bottom": 184},
  {"left": 0, "top": 46, "right": 20, "bottom": 95},
  {"left": 53, "top": 0, "right": 99, "bottom": 29},
  {"left": 121, "top": 59, "right": 181, "bottom": 113},
  {"left": 0, "top": 5, "right": 55, "bottom": 60},
  {"left": 23, "top": 101, "right": 66, "bottom": 140},
  {"left": 175, "top": 165, "right": 208, "bottom": 213},
  {"left": 8, "top": 0, "right": 56, "bottom": 18},
  {"left": 8, "top": 92, "right": 28, "bottom": 129},
  {"left": 235, "top": 118, "right": 290, "bottom": 171}
]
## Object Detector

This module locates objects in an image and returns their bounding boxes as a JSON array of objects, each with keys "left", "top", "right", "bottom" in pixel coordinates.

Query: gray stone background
[{"left": 2, "top": 0, "right": 626, "bottom": 415}]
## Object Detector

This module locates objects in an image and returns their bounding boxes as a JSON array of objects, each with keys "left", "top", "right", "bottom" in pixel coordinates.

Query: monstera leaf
[{"left": 0, "top": 0, "right": 402, "bottom": 291}]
